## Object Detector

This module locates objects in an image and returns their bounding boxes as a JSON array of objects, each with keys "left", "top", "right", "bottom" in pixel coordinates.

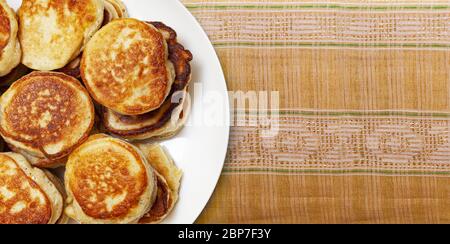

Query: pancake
[
  {"left": 56, "top": 0, "right": 127, "bottom": 79},
  {"left": 135, "top": 143, "right": 182, "bottom": 224},
  {"left": 0, "top": 152, "right": 64, "bottom": 224},
  {"left": 0, "top": 0, "right": 21, "bottom": 77},
  {"left": 18, "top": 0, "right": 104, "bottom": 71},
  {"left": 103, "top": 22, "right": 193, "bottom": 140},
  {"left": 65, "top": 134, "right": 157, "bottom": 224},
  {"left": 81, "top": 18, "right": 175, "bottom": 116},
  {"left": 0, "top": 72, "right": 95, "bottom": 168}
]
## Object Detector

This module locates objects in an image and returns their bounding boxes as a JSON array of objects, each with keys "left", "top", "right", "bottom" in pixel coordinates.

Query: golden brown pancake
[
  {"left": 0, "top": 72, "right": 95, "bottom": 168},
  {"left": 18, "top": 0, "right": 104, "bottom": 71},
  {"left": 81, "top": 18, "right": 175, "bottom": 115},
  {"left": 0, "top": 153, "right": 64, "bottom": 224},
  {"left": 103, "top": 22, "right": 193, "bottom": 140},
  {"left": 65, "top": 134, "right": 157, "bottom": 224},
  {"left": 0, "top": 0, "right": 21, "bottom": 77}
]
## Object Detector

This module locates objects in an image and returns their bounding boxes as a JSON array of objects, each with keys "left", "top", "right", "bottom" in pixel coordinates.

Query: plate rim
[{"left": 172, "top": 0, "right": 230, "bottom": 224}]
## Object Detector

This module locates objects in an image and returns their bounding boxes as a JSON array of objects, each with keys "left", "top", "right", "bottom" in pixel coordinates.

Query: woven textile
[{"left": 182, "top": 0, "right": 450, "bottom": 223}]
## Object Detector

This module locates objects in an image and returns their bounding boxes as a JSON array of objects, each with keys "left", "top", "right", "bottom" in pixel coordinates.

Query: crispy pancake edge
[
  {"left": 135, "top": 143, "right": 182, "bottom": 224},
  {"left": 6, "top": 142, "right": 68, "bottom": 169},
  {"left": 43, "top": 170, "right": 69, "bottom": 224},
  {"left": 105, "top": 0, "right": 128, "bottom": 18},
  {"left": 138, "top": 172, "right": 172, "bottom": 224}
]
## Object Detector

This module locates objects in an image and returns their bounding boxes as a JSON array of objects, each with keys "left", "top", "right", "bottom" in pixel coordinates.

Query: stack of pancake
[
  {"left": 82, "top": 18, "right": 193, "bottom": 140},
  {"left": 0, "top": 0, "right": 190, "bottom": 224},
  {"left": 64, "top": 134, "right": 182, "bottom": 224}
]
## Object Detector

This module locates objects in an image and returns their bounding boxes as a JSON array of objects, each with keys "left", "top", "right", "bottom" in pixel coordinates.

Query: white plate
[{"left": 7, "top": 0, "right": 230, "bottom": 224}]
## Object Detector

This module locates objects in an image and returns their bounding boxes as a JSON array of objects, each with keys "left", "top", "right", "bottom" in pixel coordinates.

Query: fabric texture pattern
[{"left": 182, "top": 0, "right": 450, "bottom": 224}]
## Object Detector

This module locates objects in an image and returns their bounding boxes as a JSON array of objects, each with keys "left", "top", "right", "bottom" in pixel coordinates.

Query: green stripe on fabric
[
  {"left": 213, "top": 42, "right": 450, "bottom": 49},
  {"left": 223, "top": 168, "right": 450, "bottom": 176},
  {"left": 186, "top": 4, "right": 450, "bottom": 11},
  {"left": 234, "top": 110, "right": 450, "bottom": 118}
]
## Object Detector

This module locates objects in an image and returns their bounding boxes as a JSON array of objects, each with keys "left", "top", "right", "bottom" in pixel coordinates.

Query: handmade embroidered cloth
[{"left": 183, "top": 0, "right": 450, "bottom": 223}]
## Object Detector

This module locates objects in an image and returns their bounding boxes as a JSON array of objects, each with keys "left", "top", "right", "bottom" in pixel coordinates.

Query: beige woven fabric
[{"left": 181, "top": 0, "right": 450, "bottom": 223}]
